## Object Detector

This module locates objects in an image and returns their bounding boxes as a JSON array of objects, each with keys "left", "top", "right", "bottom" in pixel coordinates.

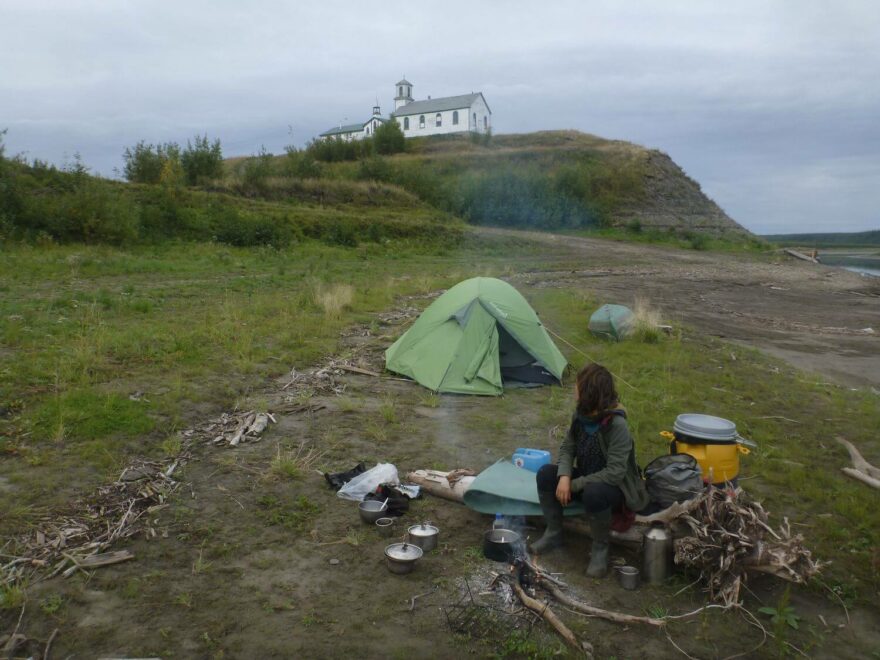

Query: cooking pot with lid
[{"left": 666, "top": 414, "right": 756, "bottom": 485}]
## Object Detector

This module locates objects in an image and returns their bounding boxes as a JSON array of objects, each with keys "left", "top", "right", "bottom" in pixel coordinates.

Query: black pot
[{"left": 483, "top": 528, "right": 521, "bottom": 562}]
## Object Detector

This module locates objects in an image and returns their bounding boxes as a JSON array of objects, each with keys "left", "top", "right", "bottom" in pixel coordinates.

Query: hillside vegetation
[
  {"left": 763, "top": 229, "right": 880, "bottom": 247},
  {"left": 2, "top": 129, "right": 754, "bottom": 251},
  {"left": 0, "top": 156, "right": 460, "bottom": 249},
  {"left": 301, "top": 130, "right": 752, "bottom": 238}
]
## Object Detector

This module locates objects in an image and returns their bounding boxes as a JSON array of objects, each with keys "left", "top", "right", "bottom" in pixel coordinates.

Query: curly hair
[{"left": 575, "top": 363, "right": 618, "bottom": 417}]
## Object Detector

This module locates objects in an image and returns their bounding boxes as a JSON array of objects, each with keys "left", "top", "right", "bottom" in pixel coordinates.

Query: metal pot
[
  {"left": 616, "top": 565, "right": 640, "bottom": 590},
  {"left": 358, "top": 500, "right": 388, "bottom": 524},
  {"left": 375, "top": 517, "right": 395, "bottom": 537},
  {"left": 384, "top": 542, "right": 423, "bottom": 574},
  {"left": 483, "top": 528, "right": 521, "bottom": 562},
  {"left": 407, "top": 522, "right": 439, "bottom": 552}
]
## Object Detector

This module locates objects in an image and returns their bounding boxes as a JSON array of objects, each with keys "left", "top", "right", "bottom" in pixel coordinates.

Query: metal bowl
[
  {"left": 384, "top": 542, "right": 423, "bottom": 574},
  {"left": 375, "top": 517, "right": 395, "bottom": 537},
  {"left": 407, "top": 522, "right": 439, "bottom": 552},
  {"left": 358, "top": 500, "right": 388, "bottom": 524}
]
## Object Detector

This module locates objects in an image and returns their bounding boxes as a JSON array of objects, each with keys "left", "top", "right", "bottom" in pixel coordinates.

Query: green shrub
[
  {"left": 283, "top": 147, "right": 323, "bottom": 179},
  {"left": 122, "top": 141, "right": 181, "bottom": 184},
  {"left": 241, "top": 146, "right": 275, "bottom": 193},
  {"left": 356, "top": 156, "right": 393, "bottom": 182},
  {"left": 373, "top": 120, "right": 406, "bottom": 155},
  {"left": 181, "top": 134, "right": 223, "bottom": 185},
  {"left": 209, "top": 204, "right": 292, "bottom": 247},
  {"left": 682, "top": 230, "right": 709, "bottom": 250},
  {"left": 306, "top": 137, "right": 372, "bottom": 163}
]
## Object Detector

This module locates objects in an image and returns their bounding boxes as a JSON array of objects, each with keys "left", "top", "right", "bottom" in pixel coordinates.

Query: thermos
[{"left": 643, "top": 522, "right": 673, "bottom": 584}]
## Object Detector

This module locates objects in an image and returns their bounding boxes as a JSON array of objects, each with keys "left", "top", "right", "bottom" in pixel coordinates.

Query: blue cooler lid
[{"left": 673, "top": 414, "right": 737, "bottom": 442}]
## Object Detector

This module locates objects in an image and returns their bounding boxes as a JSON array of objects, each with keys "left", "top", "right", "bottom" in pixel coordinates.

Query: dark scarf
[{"left": 575, "top": 410, "right": 627, "bottom": 475}]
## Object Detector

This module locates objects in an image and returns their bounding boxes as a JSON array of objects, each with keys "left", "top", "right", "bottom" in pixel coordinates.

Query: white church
[{"left": 319, "top": 78, "right": 491, "bottom": 141}]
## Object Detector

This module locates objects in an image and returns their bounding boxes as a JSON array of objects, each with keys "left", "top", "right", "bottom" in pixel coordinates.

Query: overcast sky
[{"left": 2, "top": 0, "right": 878, "bottom": 234}]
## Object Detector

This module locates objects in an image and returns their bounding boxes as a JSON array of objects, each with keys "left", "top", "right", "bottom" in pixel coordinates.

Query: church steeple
[{"left": 394, "top": 77, "right": 413, "bottom": 111}]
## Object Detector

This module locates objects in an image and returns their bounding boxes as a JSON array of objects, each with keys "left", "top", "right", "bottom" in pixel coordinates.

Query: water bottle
[
  {"left": 643, "top": 522, "right": 673, "bottom": 584},
  {"left": 493, "top": 513, "right": 506, "bottom": 530}
]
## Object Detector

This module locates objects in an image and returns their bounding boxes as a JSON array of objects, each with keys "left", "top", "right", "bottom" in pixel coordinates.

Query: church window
[
  {"left": 453, "top": 110, "right": 459, "bottom": 125},
  {"left": 484, "top": 116, "right": 488, "bottom": 130},
  {"left": 419, "top": 115, "right": 425, "bottom": 128},
  {"left": 404, "top": 117, "right": 409, "bottom": 130},
  {"left": 399, "top": 86, "right": 403, "bottom": 97},
  {"left": 436, "top": 113, "right": 442, "bottom": 127},
  {"left": 473, "top": 112, "right": 477, "bottom": 128}
]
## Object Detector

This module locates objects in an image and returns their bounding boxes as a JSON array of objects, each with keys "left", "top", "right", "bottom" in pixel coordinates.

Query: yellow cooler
[{"left": 663, "top": 414, "right": 755, "bottom": 485}]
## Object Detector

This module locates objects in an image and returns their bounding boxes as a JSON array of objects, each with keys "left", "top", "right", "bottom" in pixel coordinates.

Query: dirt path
[{"left": 481, "top": 227, "right": 880, "bottom": 389}]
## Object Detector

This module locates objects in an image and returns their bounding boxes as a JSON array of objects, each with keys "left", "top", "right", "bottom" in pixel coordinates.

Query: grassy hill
[
  {"left": 0, "top": 156, "right": 462, "bottom": 249},
  {"left": 2, "top": 130, "right": 753, "bottom": 250},
  {"left": 228, "top": 130, "right": 752, "bottom": 240},
  {"left": 762, "top": 229, "right": 880, "bottom": 247}
]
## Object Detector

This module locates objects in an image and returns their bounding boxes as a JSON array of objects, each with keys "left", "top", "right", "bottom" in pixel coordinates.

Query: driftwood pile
[
  {"left": 281, "top": 363, "right": 348, "bottom": 399},
  {"left": 1, "top": 457, "right": 185, "bottom": 590},
  {"left": 183, "top": 409, "right": 275, "bottom": 448},
  {"left": 674, "top": 488, "right": 823, "bottom": 606}
]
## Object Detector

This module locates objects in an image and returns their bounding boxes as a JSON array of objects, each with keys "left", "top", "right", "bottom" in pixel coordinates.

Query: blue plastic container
[{"left": 512, "top": 448, "right": 551, "bottom": 473}]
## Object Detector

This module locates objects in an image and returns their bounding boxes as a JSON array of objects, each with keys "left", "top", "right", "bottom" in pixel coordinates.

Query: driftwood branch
[
  {"left": 837, "top": 437, "right": 880, "bottom": 489},
  {"left": 842, "top": 467, "right": 880, "bottom": 490},
  {"left": 512, "top": 581, "right": 591, "bottom": 657},
  {"left": 541, "top": 582, "right": 665, "bottom": 628},
  {"left": 43, "top": 628, "right": 59, "bottom": 660}
]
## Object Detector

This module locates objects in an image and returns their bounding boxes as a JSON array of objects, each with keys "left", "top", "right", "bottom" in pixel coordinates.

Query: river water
[{"left": 817, "top": 251, "right": 880, "bottom": 278}]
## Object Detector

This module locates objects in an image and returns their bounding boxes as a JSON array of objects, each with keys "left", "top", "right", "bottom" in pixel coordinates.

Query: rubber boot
[
  {"left": 586, "top": 508, "right": 612, "bottom": 577},
  {"left": 529, "top": 492, "right": 564, "bottom": 554}
]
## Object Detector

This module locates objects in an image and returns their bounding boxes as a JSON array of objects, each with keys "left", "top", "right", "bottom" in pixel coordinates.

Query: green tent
[
  {"left": 588, "top": 304, "right": 635, "bottom": 341},
  {"left": 385, "top": 277, "right": 567, "bottom": 395}
]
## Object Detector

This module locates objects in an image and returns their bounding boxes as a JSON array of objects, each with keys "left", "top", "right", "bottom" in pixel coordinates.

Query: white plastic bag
[{"left": 336, "top": 463, "right": 399, "bottom": 501}]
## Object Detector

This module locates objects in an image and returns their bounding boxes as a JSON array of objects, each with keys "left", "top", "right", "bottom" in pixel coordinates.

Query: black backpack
[{"left": 643, "top": 453, "right": 704, "bottom": 509}]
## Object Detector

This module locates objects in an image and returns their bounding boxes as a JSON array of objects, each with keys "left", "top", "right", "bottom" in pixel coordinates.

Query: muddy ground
[{"left": 11, "top": 231, "right": 880, "bottom": 659}]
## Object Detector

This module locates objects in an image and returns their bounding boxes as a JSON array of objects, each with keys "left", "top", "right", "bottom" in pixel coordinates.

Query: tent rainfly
[
  {"left": 588, "top": 304, "right": 635, "bottom": 341},
  {"left": 384, "top": 277, "right": 567, "bottom": 395}
]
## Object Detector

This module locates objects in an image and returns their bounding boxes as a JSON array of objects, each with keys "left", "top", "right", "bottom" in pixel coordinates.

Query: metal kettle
[{"left": 643, "top": 522, "right": 673, "bottom": 584}]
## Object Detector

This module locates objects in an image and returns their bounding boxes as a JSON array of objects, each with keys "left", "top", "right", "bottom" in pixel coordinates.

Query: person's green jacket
[{"left": 557, "top": 410, "right": 650, "bottom": 512}]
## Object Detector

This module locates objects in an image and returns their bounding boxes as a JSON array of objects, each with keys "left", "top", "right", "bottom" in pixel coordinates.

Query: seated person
[{"left": 530, "top": 363, "right": 650, "bottom": 577}]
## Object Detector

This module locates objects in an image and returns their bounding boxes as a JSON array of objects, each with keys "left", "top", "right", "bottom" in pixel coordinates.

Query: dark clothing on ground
[{"left": 536, "top": 463, "right": 623, "bottom": 513}]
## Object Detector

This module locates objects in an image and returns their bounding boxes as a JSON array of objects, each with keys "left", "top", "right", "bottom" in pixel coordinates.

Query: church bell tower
[{"left": 394, "top": 77, "right": 413, "bottom": 111}]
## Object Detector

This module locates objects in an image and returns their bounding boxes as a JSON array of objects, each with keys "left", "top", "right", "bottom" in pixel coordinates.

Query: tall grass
[{"left": 313, "top": 283, "right": 354, "bottom": 318}]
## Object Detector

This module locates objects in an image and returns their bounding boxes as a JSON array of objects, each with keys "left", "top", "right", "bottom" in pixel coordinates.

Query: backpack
[{"left": 643, "top": 453, "right": 704, "bottom": 509}]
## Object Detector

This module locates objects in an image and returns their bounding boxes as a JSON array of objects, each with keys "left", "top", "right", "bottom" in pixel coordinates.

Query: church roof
[
  {"left": 396, "top": 78, "right": 412, "bottom": 86},
  {"left": 391, "top": 93, "right": 488, "bottom": 117},
  {"left": 320, "top": 116, "right": 387, "bottom": 137},
  {"left": 319, "top": 122, "right": 365, "bottom": 137}
]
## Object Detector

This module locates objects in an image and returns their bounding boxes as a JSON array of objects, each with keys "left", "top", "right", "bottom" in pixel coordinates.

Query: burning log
[
  {"left": 541, "top": 582, "right": 665, "bottom": 628},
  {"left": 512, "top": 581, "right": 592, "bottom": 657}
]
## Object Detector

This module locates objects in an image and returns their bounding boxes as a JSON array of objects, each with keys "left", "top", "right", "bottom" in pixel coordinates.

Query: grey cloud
[{"left": 1, "top": 0, "right": 878, "bottom": 232}]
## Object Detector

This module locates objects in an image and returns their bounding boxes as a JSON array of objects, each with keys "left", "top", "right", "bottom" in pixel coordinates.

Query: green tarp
[
  {"left": 385, "top": 277, "right": 567, "bottom": 395},
  {"left": 462, "top": 460, "right": 585, "bottom": 516}
]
